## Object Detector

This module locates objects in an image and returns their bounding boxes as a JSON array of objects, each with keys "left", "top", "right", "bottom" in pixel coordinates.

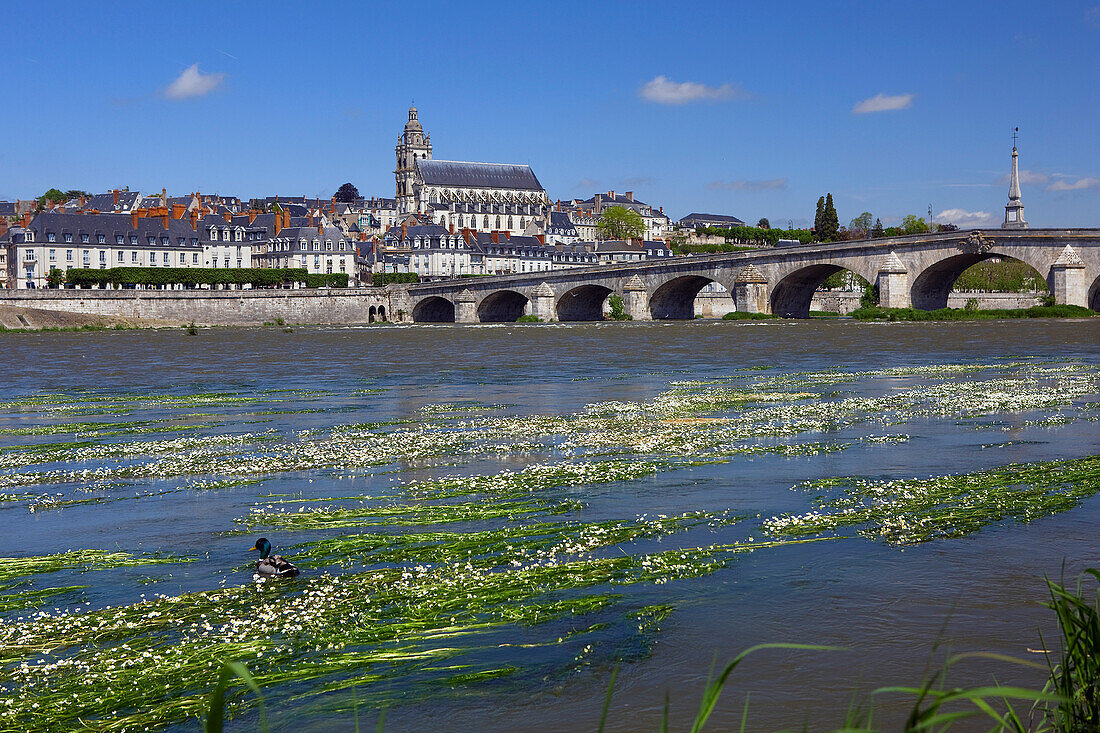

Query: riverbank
[{"left": 851, "top": 303, "right": 1096, "bottom": 321}]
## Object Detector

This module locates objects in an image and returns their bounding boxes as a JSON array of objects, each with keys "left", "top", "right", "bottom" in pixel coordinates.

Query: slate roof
[
  {"left": 82, "top": 191, "right": 141, "bottom": 213},
  {"left": 0, "top": 201, "right": 16, "bottom": 217},
  {"left": 678, "top": 213, "right": 745, "bottom": 227},
  {"left": 28, "top": 211, "right": 203, "bottom": 247},
  {"left": 416, "top": 160, "right": 544, "bottom": 191},
  {"left": 383, "top": 224, "right": 449, "bottom": 241},
  {"left": 548, "top": 211, "right": 578, "bottom": 234}
]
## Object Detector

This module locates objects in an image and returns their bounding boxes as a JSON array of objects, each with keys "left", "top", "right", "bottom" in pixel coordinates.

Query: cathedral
[{"left": 394, "top": 107, "right": 550, "bottom": 236}]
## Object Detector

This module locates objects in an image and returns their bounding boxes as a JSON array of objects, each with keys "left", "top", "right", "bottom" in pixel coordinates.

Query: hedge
[
  {"left": 373, "top": 272, "right": 420, "bottom": 286},
  {"left": 304, "top": 273, "right": 349, "bottom": 288},
  {"left": 65, "top": 267, "right": 310, "bottom": 288}
]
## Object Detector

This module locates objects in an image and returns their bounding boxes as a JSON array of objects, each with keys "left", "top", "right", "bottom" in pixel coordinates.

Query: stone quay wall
[
  {"left": 693, "top": 290, "right": 1045, "bottom": 317},
  {"left": 0, "top": 288, "right": 403, "bottom": 327}
]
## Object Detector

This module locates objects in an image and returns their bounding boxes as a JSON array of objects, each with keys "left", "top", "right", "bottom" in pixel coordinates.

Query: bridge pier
[
  {"left": 876, "top": 251, "right": 910, "bottom": 309},
  {"left": 531, "top": 282, "right": 557, "bottom": 321},
  {"left": 733, "top": 265, "right": 768, "bottom": 313},
  {"left": 454, "top": 289, "right": 478, "bottom": 323},
  {"left": 622, "top": 275, "right": 651, "bottom": 321},
  {"left": 1051, "top": 246, "right": 1087, "bottom": 307}
]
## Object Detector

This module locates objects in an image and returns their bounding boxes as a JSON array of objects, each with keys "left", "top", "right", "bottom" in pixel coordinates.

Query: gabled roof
[
  {"left": 416, "top": 160, "right": 544, "bottom": 191},
  {"left": 27, "top": 211, "right": 203, "bottom": 245},
  {"left": 678, "top": 212, "right": 745, "bottom": 226}
]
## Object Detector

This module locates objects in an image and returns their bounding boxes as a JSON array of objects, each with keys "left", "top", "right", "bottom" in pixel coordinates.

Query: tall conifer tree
[
  {"left": 822, "top": 193, "right": 839, "bottom": 241},
  {"left": 814, "top": 196, "right": 825, "bottom": 239}
]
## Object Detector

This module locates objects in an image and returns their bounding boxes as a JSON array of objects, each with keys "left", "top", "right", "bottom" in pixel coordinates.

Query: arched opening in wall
[
  {"left": 1088, "top": 274, "right": 1100, "bottom": 312},
  {"left": 772, "top": 265, "right": 869, "bottom": 318},
  {"left": 477, "top": 290, "right": 529, "bottom": 322},
  {"left": 411, "top": 297, "right": 455, "bottom": 323},
  {"left": 912, "top": 254, "right": 1048, "bottom": 311},
  {"left": 368, "top": 305, "right": 377, "bottom": 323},
  {"left": 378, "top": 306, "right": 387, "bottom": 321},
  {"left": 649, "top": 275, "right": 718, "bottom": 320},
  {"left": 557, "top": 284, "right": 613, "bottom": 321},
  {"left": 807, "top": 268, "right": 872, "bottom": 317}
]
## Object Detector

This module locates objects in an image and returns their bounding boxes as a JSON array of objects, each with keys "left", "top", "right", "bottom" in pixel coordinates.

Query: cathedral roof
[{"left": 416, "top": 160, "right": 544, "bottom": 191}]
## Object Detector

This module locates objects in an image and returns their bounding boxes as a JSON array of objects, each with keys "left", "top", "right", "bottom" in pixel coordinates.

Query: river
[{"left": 2, "top": 318, "right": 1099, "bottom": 732}]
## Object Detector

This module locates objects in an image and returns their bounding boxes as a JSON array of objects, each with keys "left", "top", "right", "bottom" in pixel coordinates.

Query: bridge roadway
[{"left": 397, "top": 229, "right": 1100, "bottom": 322}]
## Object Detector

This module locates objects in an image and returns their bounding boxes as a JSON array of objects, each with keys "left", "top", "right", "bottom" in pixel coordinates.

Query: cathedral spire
[{"left": 1002, "top": 128, "right": 1028, "bottom": 229}]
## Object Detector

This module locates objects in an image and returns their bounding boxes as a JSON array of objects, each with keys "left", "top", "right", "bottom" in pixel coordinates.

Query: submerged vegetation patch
[{"left": 1, "top": 358, "right": 1099, "bottom": 730}]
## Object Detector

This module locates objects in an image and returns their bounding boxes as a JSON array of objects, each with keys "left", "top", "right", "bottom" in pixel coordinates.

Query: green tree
[
  {"left": 820, "top": 193, "right": 839, "bottom": 241},
  {"left": 849, "top": 212, "right": 873, "bottom": 237},
  {"left": 871, "top": 218, "right": 885, "bottom": 238},
  {"left": 756, "top": 217, "right": 770, "bottom": 229},
  {"left": 596, "top": 206, "right": 645, "bottom": 240},
  {"left": 334, "top": 183, "right": 360, "bottom": 203},
  {"left": 814, "top": 196, "right": 825, "bottom": 238},
  {"left": 35, "top": 188, "right": 67, "bottom": 211},
  {"left": 901, "top": 215, "right": 930, "bottom": 235},
  {"left": 46, "top": 268, "right": 65, "bottom": 288}
]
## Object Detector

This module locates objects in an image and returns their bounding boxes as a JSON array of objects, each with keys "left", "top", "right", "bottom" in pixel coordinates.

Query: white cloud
[
  {"left": 163, "top": 63, "right": 225, "bottom": 100},
  {"left": 852, "top": 92, "right": 915, "bottom": 114},
  {"left": 936, "top": 208, "right": 995, "bottom": 227},
  {"left": 575, "top": 178, "right": 600, "bottom": 189},
  {"left": 1048, "top": 176, "right": 1100, "bottom": 191},
  {"left": 998, "top": 169, "right": 1049, "bottom": 186},
  {"left": 639, "top": 75, "right": 746, "bottom": 105},
  {"left": 707, "top": 178, "right": 787, "bottom": 192}
]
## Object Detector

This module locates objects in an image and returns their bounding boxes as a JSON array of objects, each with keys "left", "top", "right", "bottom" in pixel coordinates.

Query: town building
[
  {"left": 677, "top": 213, "right": 746, "bottom": 230},
  {"left": 568, "top": 191, "right": 670, "bottom": 240},
  {"left": 595, "top": 239, "right": 673, "bottom": 264},
  {"left": 266, "top": 223, "right": 358, "bottom": 282},
  {"left": 5, "top": 211, "right": 205, "bottom": 289}
]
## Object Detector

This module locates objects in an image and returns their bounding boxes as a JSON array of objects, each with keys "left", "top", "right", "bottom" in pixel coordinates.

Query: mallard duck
[{"left": 250, "top": 537, "right": 300, "bottom": 578}]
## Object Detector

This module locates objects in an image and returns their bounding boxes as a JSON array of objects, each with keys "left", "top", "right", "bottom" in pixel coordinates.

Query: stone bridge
[{"left": 398, "top": 229, "right": 1100, "bottom": 322}]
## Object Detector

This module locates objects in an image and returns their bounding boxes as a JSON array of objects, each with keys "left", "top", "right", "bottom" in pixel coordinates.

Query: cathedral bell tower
[
  {"left": 1002, "top": 128, "right": 1028, "bottom": 229},
  {"left": 395, "top": 106, "right": 432, "bottom": 215}
]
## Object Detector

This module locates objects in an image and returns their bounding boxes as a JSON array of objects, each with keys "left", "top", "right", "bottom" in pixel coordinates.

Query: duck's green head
[{"left": 251, "top": 537, "right": 272, "bottom": 559}]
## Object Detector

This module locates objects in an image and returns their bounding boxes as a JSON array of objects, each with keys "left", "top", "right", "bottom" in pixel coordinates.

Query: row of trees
[
  {"left": 811, "top": 194, "right": 961, "bottom": 242},
  {"left": 56, "top": 267, "right": 348, "bottom": 289}
]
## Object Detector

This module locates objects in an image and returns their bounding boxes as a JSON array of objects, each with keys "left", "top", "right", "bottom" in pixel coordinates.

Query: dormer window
[
  {"left": 147, "top": 236, "right": 155, "bottom": 245},
  {"left": 97, "top": 234, "right": 105, "bottom": 244},
  {"left": 116, "top": 235, "right": 124, "bottom": 245},
  {"left": 47, "top": 232, "right": 56, "bottom": 242}
]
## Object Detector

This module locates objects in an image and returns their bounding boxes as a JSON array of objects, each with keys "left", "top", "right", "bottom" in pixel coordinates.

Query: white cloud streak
[
  {"left": 936, "top": 208, "right": 995, "bottom": 227},
  {"left": 163, "top": 64, "right": 225, "bottom": 100},
  {"left": 1048, "top": 177, "right": 1100, "bottom": 191},
  {"left": 852, "top": 92, "right": 915, "bottom": 114},
  {"left": 639, "top": 75, "right": 746, "bottom": 105},
  {"left": 707, "top": 178, "right": 787, "bottom": 192}
]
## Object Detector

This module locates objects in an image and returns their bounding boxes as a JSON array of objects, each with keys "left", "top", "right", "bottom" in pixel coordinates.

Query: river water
[{"left": 2, "top": 318, "right": 1100, "bottom": 732}]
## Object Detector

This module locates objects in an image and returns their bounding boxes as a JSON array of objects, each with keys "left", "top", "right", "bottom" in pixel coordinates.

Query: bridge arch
[
  {"left": 412, "top": 296, "right": 455, "bottom": 323},
  {"left": 770, "top": 264, "right": 869, "bottom": 318},
  {"left": 649, "top": 275, "right": 720, "bottom": 320},
  {"left": 478, "top": 289, "right": 529, "bottom": 322},
  {"left": 910, "top": 251, "right": 1048, "bottom": 311},
  {"left": 1089, "top": 273, "right": 1100, "bottom": 312},
  {"left": 557, "top": 284, "right": 613, "bottom": 321}
]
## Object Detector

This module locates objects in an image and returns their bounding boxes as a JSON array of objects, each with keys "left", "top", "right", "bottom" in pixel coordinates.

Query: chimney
[
  {"left": 248, "top": 210, "right": 257, "bottom": 224},
  {"left": 172, "top": 203, "right": 186, "bottom": 219},
  {"left": 162, "top": 214, "right": 170, "bottom": 230},
  {"left": 273, "top": 211, "right": 282, "bottom": 235},
  {"left": 659, "top": 206, "right": 663, "bottom": 214},
  {"left": 608, "top": 190, "right": 615, "bottom": 200},
  {"left": 625, "top": 191, "right": 633, "bottom": 202},
  {"left": 491, "top": 231, "right": 499, "bottom": 244},
  {"left": 21, "top": 212, "right": 32, "bottom": 227},
  {"left": 162, "top": 188, "right": 167, "bottom": 200},
  {"left": 189, "top": 209, "right": 198, "bottom": 231},
  {"left": 223, "top": 211, "right": 232, "bottom": 223},
  {"left": 401, "top": 222, "right": 407, "bottom": 240},
  {"left": 449, "top": 221, "right": 455, "bottom": 234},
  {"left": 595, "top": 194, "right": 601, "bottom": 212},
  {"left": 556, "top": 200, "right": 561, "bottom": 211},
  {"left": 58, "top": 203, "right": 65, "bottom": 213},
  {"left": 79, "top": 194, "right": 86, "bottom": 207},
  {"left": 113, "top": 189, "right": 120, "bottom": 206},
  {"left": 359, "top": 231, "right": 368, "bottom": 241},
  {"left": 131, "top": 211, "right": 139, "bottom": 229},
  {"left": 330, "top": 196, "right": 336, "bottom": 213},
  {"left": 317, "top": 221, "right": 323, "bottom": 235}
]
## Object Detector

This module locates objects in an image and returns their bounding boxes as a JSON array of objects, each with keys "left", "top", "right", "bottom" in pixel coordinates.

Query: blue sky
[{"left": 4, "top": 0, "right": 1099, "bottom": 227}]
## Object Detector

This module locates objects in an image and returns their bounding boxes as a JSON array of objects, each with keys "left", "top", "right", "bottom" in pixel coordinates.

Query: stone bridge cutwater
[{"left": 397, "top": 229, "right": 1100, "bottom": 322}]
